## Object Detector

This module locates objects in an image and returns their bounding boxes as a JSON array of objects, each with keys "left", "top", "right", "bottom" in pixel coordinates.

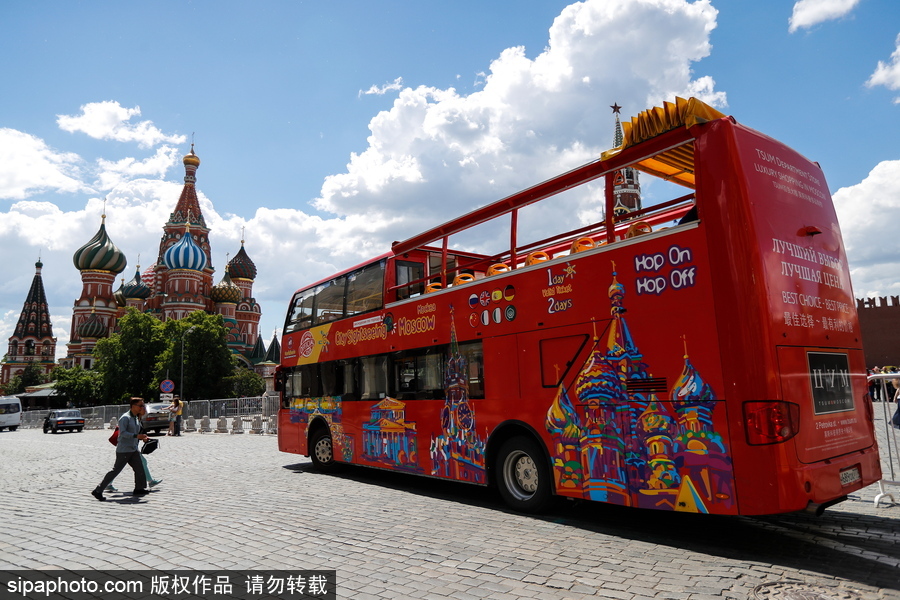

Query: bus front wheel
[
  {"left": 309, "top": 428, "right": 340, "bottom": 472},
  {"left": 496, "top": 436, "right": 552, "bottom": 513}
]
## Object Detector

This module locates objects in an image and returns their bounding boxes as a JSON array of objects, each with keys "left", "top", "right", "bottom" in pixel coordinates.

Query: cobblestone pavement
[{"left": 1, "top": 428, "right": 898, "bottom": 600}]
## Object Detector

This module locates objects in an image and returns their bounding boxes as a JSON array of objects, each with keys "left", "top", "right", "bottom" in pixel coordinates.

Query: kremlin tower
[
  {"left": 1, "top": 260, "right": 57, "bottom": 385},
  {"left": 64, "top": 145, "right": 264, "bottom": 369},
  {"left": 610, "top": 103, "right": 642, "bottom": 217}
]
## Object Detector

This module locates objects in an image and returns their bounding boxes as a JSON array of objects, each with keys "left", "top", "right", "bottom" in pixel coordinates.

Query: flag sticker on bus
[{"left": 807, "top": 352, "right": 854, "bottom": 415}]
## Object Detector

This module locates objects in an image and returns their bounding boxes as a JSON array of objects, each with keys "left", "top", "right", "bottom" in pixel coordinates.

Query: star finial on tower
[{"left": 610, "top": 103, "right": 622, "bottom": 114}]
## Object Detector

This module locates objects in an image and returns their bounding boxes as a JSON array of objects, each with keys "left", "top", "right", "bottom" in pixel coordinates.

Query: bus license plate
[{"left": 840, "top": 466, "right": 861, "bottom": 486}]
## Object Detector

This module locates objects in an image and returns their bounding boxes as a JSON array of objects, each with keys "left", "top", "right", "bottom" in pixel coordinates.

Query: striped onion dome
[
  {"left": 141, "top": 266, "right": 156, "bottom": 286},
  {"left": 77, "top": 309, "right": 108, "bottom": 339},
  {"left": 162, "top": 224, "right": 208, "bottom": 271},
  {"left": 210, "top": 266, "right": 242, "bottom": 304},
  {"left": 114, "top": 278, "right": 127, "bottom": 307},
  {"left": 227, "top": 243, "right": 257, "bottom": 280},
  {"left": 121, "top": 266, "right": 152, "bottom": 299},
  {"left": 73, "top": 216, "right": 127, "bottom": 273}
]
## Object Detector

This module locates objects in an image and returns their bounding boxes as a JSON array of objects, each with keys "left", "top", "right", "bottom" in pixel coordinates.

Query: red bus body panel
[{"left": 278, "top": 114, "right": 880, "bottom": 515}]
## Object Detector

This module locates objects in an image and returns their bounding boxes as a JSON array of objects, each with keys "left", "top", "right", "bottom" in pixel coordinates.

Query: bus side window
[
  {"left": 286, "top": 290, "right": 316, "bottom": 332},
  {"left": 290, "top": 369, "right": 303, "bottom": 399},
  {"left": 347, "top": 261, "right": 386, "bottom": 316},
  {"left": 316, "top": 277, "right": 347, "bottom": 324},
  {"left": 360, "top": 355, "right": 389, "bottom": 400},
  {"left": 421, "top": 351, "right": 444, "bottom": 399},
  {"left": 320, "top": 361, "right": 341, "bottom": 396},
  {"left": 458, "top": 342, "right": 485, "bottom": 399},
  {"left": 396, "top": 260, "right": 425, "bottom": 300},
  {"left": 341, "top": 360, "right": 358, "bottom": 401}
]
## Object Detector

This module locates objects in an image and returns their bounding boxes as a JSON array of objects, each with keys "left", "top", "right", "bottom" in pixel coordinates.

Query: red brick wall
[{"left": 857, "top": 297, "right": 900, "bottom": 368}]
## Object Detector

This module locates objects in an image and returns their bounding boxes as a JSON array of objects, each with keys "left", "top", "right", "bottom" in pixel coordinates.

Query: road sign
[
  {"left": 160, "top": 393, "right": 174, "bottom": 401},
  {"left": 160, "top": 379, "right": 175, "bottom": 393}
]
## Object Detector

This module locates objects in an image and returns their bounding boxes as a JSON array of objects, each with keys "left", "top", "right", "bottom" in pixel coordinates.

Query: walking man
[{"left": 91, "top": 397, "right": 150, "bottom": 501}]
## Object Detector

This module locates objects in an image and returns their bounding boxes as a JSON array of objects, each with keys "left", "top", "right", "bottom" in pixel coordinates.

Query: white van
[{"left": 0, "top": 396, "right": 22, "bottom": 431}]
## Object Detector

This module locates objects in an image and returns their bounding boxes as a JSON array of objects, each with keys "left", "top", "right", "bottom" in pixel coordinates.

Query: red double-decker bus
[{"left": 277, "top": 97, "right": 880, "bottom": 515}]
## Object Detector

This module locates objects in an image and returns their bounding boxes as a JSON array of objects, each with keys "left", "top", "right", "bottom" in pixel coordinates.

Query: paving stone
[{"left": 2, "top": 428, "right": 899, "bottom": 599}]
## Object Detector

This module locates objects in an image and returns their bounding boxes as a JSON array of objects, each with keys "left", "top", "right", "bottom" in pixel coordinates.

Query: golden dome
[{"left": 183, "top": 144, "right": 201, "bottom": 167}]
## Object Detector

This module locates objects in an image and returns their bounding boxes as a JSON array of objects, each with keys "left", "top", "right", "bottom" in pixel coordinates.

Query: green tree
[
  {"left": 94, "top": 308, "right": 168, "bottom": 402},
  {"left": 225, "top": 367, "right": 266, "bottom": 398},
  {"left": 52, "top": 365, "right": 102, "bottom": 407},
  {"left": 2, "top": 362, "right": 49, "bottom": 395},
  {"left": 159, "top": 312, "right": 236, "bottom": 400}
]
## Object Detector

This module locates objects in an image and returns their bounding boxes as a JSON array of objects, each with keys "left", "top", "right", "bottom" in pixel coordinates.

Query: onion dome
[
  {"left": 227, "top": 242, "right": 257, "bottom": 280},
  {"left": 141, "top": 266, "right": 156, "bottom": 286},
  {"left": 210, "top": 266, "right": 242, "bottom": 304},
  {"left": 183, "top": 146, "right": 201, "bottom": 168},
  {"left": 77, "top": 308, "right": 108, "bottom": 339},
  {"left": 121, "top": 266, "right": 152, "bottom": 300},
  {"left": 608, "top": 267, "right": 625, "bottom": 313},
  {"left": 114, "top": 278, "right": 127, "bottom": 307},
  {"left": 162, "top": 223, "right": 208, "bottom": 271},
  {"left": 73, "top": 215, "right": 127, "bottom": 273},
  {"left": 574, "top": 346, "right": 626, "bottom": 406},
  {"left": 546, "top": 386, "right": 581, "bottom": 439},
  {"left": 671, "top": 341, "right": 716, "bottom": 409}
]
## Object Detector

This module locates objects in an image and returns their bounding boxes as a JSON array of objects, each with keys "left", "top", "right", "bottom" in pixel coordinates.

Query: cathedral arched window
[
  {"left": 10, "top": 341, "right": 18, "bottom": 357},
  {"left": 25, "top": 340, "right": 35, "bottom": 355}
]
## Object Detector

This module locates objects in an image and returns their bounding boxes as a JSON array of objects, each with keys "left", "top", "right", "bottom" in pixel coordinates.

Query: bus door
[{"left": 277, "top": 367, "right": 306, "bottom": 455}]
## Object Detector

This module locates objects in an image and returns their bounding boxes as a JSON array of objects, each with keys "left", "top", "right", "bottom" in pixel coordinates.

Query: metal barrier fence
[
  {"left": 869, "top": 373, "right": 899, "bottom": 507},
  {"left": 19, "top": 395, "right": 280, "bottom": 435}
]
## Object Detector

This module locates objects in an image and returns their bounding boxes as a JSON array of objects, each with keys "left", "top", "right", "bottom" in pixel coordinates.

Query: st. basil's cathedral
[{"left": 62, "top": 146, "right": 272, "bottom": 371}]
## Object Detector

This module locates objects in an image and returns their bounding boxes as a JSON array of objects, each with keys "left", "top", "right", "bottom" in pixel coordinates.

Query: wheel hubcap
[
  {"left": 314, "top": 437, "right": 333, "bottom": 464},
  {"left": 504, "top": 451, "right": 538, "bottom": 500}
]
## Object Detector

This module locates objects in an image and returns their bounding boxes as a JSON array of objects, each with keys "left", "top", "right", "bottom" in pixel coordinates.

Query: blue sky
[{"left": 2, "top": 0, "right": 899, "bottom": 361}]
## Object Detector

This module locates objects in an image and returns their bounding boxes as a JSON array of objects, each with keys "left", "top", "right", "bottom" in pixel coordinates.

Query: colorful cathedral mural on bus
[
  {"left": 429, "top": 306, "right": 487, "bottom": 484},
  {"left": 545, "top": 265, "right": 735, "bottom": 513}
]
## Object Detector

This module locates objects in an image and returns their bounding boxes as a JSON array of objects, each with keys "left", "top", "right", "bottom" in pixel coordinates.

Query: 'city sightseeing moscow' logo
[{"left": 298, "top": 331, "right": 316, "bottom": 358}]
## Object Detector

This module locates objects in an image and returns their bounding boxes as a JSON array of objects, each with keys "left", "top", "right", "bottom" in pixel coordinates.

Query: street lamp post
[{"left": 180, "top": 326, "right": 197, "bottom": 401}]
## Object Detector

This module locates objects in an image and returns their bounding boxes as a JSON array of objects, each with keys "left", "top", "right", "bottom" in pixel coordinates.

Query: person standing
[
  {"left": 91, "top": 397, "right": 150, "bottom": 501},
  {"left": 173, "top": 396, "right": 183, "bottom": 436},
  {"left": 166, "top": 397, "right": 178, "bottom": 436}
]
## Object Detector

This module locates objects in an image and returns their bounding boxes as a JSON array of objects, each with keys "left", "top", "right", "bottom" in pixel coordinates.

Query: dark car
[
  {"left": 43, "top": 409, "right": 85, "bottom": 433},
  {"left": 142, "top": 402, "right": 171, "bottom": 434}
]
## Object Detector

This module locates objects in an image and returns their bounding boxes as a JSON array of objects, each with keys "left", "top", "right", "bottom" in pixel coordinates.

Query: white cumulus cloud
[
  {"left": 360, "top": 77, "right": 405, "bottom": 97},
  {"left": 0, "top": 129, "right": 91, "bottom": 200},
  {"left": 788, "top": 0, "right": 861, "bottom": 33},
  {"left": 317, "top": 0, "right": 724, "bottom": 250},
  {"left": 833, "top": 159, "right": 900, "bottom": 299},
  {"left": 57, "top": 101, "right": 186, "bottom": 149},
  {"left": 94, "top": 145, "right": 182, "bottom": 191},
  {"left": 866, "top": 33, "right": 900, "bottom": 104}
]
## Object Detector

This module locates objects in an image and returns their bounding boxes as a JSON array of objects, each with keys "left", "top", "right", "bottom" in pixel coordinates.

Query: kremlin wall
[{"left": 856, "top": 296, "right": 900, "bottom": 368}]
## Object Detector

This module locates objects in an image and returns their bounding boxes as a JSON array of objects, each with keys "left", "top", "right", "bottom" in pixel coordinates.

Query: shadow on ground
[{"left": 283, "top": 462, "right": 900, "bottom": 591}]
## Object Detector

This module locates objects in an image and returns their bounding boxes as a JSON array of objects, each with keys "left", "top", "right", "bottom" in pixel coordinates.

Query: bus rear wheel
[
  {"left": 309, "top": 428, "right": 340, "bottom": 472},
  {"left": 496, "top": 436, "right": 552, "bottom": 513}
]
